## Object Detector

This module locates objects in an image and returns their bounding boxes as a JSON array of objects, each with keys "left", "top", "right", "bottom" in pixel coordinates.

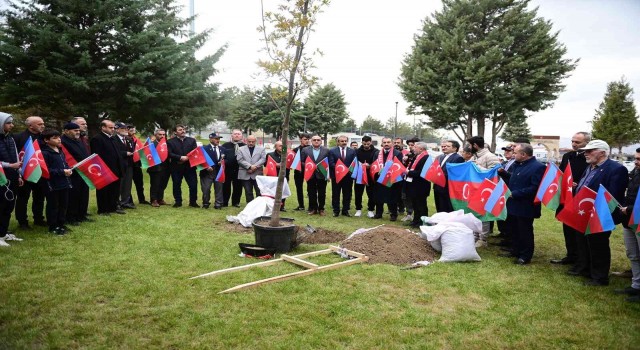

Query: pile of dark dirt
[
  {"left": 296, "top": 227, "right": 347, "bottom": 244},
  {"left": 340, "top": 226, "right": 437, "bottom": 265}
]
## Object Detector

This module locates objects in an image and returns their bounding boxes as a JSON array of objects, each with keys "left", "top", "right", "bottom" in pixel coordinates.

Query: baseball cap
[
  {"left": 114, "top": 122, "right": 127, "bottom": 129},
  {"left": 579, "top": 139, "right": 610, "bottom": 153},
  {"left": 208, "top": 133, "right": 222, "bottom": 139}
]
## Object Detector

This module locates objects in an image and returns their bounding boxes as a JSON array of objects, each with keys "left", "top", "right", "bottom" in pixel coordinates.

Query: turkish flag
[
  {"left": 468, "top": 178, "right": 496, "bottom": 215},
  {"left": 156, "top": 138, "right": 168, "bottom": 162},
  {"left": 265, "top": 156, "right": 278, "bottom": 176},
  {"left": 425, "top": 158, "right": 445, "bottom": 187},
  {"left": 59, "top": 143, "right": 78, "bottom": 167},
  {"left": 560, "top": 162, "right": 573, "bottom": 206},
  {"left": 76, "top": 154, "right": 118, "bottom": 190},
  {"left": 335, "top": 158, "right": 349, "bottom": 183},
  {"left": 286, "top": 150, "right": 295, "bottom": 169},
  {"left": 303, "top": 156, "right": 317, "bottom": 182},
  {"left": 369, "top": 160, "right": 382, "bottom": 178},
  {"left": 132, "top": 137, "right": 144, "bottom": 162},
  {"left": 388, "top": 158, "right": 407, "bottom": 183},
  {"left": 556, "top": 186, "right": 597, "bottom": 233},
  {"left": 187, "top": 147, "right": 207, "bottom": 167},
  {"left": 32, "top": 141, "right": 50, "bottom": 179}
]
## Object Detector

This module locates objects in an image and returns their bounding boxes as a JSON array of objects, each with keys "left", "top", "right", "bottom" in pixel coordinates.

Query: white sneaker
[
  {"left": 4, "top": 233, "right": 23, "bottom": 241},
  {"left": 401, "top": 214, "right": 413, "bottom": 222},
  {"left": 354, "top": 210, "right": 362, "bottom": 217},
  {"left": 0, "top": 238, "right": 9, "bottom": 247},
  {"left": 367, "top": 211, "right": 375, "bottom": 218}
]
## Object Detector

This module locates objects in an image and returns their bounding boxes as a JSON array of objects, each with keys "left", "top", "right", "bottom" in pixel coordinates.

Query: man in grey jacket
[{"left": 236, "top": 135, "right": 266, "bottom": 203}]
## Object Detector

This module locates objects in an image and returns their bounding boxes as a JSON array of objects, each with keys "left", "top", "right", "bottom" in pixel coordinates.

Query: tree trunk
[{"left": 476, "top": 114, "right": 485, "bottom": 141}]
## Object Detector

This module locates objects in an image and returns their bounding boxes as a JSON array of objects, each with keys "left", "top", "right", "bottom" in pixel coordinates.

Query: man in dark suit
[
  {"left": 433, "top": 140, "right": 465, "bottom": 213},
  {"left": 292, "top": 133, "right": 311, "bottom": 211},
  {"left": 148, "top": 129, "right": 170, "bottom": 207},
  {"left": 405, "top": 142, "right": 432, "bottom": 227},
  {"left": 550, "top": 132, "right": 590, "bottom": 266},
  {"left": 200, "top": 133, "right": 225, "bottom": 209},
  {"left": 373, "top": 137, "right": 403, "bottom": 221},
  {"left": 267, "top": 141, "right": 290, "bottom": 211},
  {"left": 221, "top": 129, "right": 245, "bottom": 207},
  {"left": 113, "top": 122, "right": 135, "bottom": 209},
  {"left": 167, "top": 124, "right": 198, "bottom": 207},
  {"left": 503, "top": 143, "right": 546, "bottom": 265},
  {"left": 61, "top": 122, "right": 91, "bottom": 224},
  {"left": 90, "top": 120, "right": 125, "bottom": 215},
  {"left": 571, "top": 140, "right": 628, "bottom": 286},
  {"left": 329, "top": 135, "right": 357, "bottom": 217},
  {"left": 353, "top": 135, "right": 377, "bottom": 218},
  {"left": 14, "top": 116, "right": 46, "bottom": 229},
  {"left": 300, "top": 134, "right": 330, "bottom": 216}
]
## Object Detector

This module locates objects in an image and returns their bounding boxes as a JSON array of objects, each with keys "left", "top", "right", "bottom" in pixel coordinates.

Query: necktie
[
  {"left": 341, "top": 147, "right": 345, "bottom": 160},
  {"left": 213, "top": 146, "right": 218, "bottom": 161}
]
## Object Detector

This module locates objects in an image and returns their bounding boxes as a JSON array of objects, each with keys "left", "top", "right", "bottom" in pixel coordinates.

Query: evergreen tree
[
  {"left": 360, "top": 115, "right": 385, "bottom": 135},
  {"left": 227, "top": 87, "right": 261, "bottom": 135},
  {"left": 304, "top": 83, "right": 348, "bottom": 141},
  {"left": 501, "top": 112, "right": 533, "bottom": 142},
  {"left": 0, "top": 0, "right": 225, "bottom": 130},
  {"left": 399, "top": 0, "right": 577, "bottom": 148},
  {"left": 592, "top": 78, "right": 640, "bottom": 154},
  {"left": 255, "top": 86, "right": 304, "bottom": 139}
]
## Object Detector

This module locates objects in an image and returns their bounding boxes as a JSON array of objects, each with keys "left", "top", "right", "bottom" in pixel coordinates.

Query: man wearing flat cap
[
  {"left": 571, "top": 139, "right": 627, "bottom": 286},
  {"left": 113, "top": 122, "right": 135, "bottom": 209},
  {"left": 200, "top": 133, "right": 226, "bottom": 209},
  {"left": 61, "top": 122, "right": 91, "bottom": 224}
]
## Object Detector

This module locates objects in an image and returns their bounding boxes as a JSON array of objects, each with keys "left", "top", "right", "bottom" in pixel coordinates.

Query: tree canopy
[
  {"left": 304, "top": 83, "right": 348, "bottom": 141},
  {"left": 399, "top": 0, "right": 577, "bottom": 150},
  {"left": 591, "top": 78, "right": 640, "bottom": 153},
  {"left": 0, "top": 0, "right": 225, "bottom": 130},
  {"left": 501, "top": 112, "right": 532, "bottom": 142}
]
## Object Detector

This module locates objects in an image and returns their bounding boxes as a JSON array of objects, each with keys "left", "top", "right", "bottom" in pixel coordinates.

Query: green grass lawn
[{"left": 1, "top": 177, "right": 639, "bottom": 349}]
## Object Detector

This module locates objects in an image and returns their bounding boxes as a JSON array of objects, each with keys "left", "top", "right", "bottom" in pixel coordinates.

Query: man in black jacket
[
  {"left": 61, "top": 122, "right": 91, "bottom": 224},
  {"left": 90, "top": 120, "right": 125, "bottom": 215},
  {"left": 550, "top": 132, "right": 590, "bottom": 266},
  {"left": 148, "top": 129, "right": 170, "bottom": 207},
  {"left": 167, "top": 124, "right": 198, "bottom": 207},
  {"left": 292, "top": 133, "right": 311, "bottom": 211},
  {"left": 200, "top": 133, "right": 225, "bottom": 209},
  {"left": 114, "top": 122, "right": 135, "bottom": 209},
  {"left": 353, "top": 135, "right": 377, "bottom": 218},
  {"left": 221, "top": 129, "right": 245, "bottom": 207},
  {"left": 300, "top": 134, "right": 330, "bottom": 215},
  {"left": 0, "top": 112, "right": 23, "bottom": 246},
  {"left": 14, "top": 116, "right": 46, "bottom": 229},
  {"left": 405, "top": 142, "right": 432, "bottom": 227},
  {"left": 618, "top": 148, "right": 640, "bottom": 302},
  {"left": 373, "top": 137, "right": 403, "bottom": 221}
]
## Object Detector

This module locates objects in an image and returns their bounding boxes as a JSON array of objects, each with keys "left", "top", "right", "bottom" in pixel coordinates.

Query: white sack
[
  {"left": 226, "top": 176, "right": 291, "bottom": 227},
  {"left": 438, "top": 226, "right": 481, "bottom": 262}
]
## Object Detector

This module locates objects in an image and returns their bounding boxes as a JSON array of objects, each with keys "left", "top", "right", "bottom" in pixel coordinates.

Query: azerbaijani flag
[
  {"left": 349, "top": 158, "right": 357, "bottom": 174},
  {"left": 560, "top": 161, "right": 573, "bottom": 206},
  {"left": 317, "top": 157, "right": 329, "bottom": 180},
  {"left": 419, "top": 155, "right": 434, "bottom": 178},
  {"left": 215, "top": 159, "right": 226, "bottom": 183},
  {"left": 0, "top": 166, "right": 7, "bottom": 186},
  {"left": 629, "top": 186, "right": 640, "bottom": 233},
  {"left": 377, "top": 160, "right": 394, "bottom": 187},
  {"left": 137, "top": 144, "right": 163, "bottom": 169},
  {"left": 446, "top": 162, "right": 500, "bottom": 219},
  {"left": 59, "top": 143, "right": 78, "bottom": 167},
  {"left": 585, "top": 184, "right": 619, "bottom": 235},
  {"left": 21, "top": 137, "right": 42, "bottom": 183},
  {"left": 290, "top": 150, "right": 302, "bottom": 171},
  {"left": 535, "top": 162, "right": 562, "bottom": 210},
  {"left": 74, "top": 153, "right": 118, "bottom": 190},
  {"left": 485, "top": 178, "right": 511, "bottom": 220},
  {"left": 132, "top": 137, "right": 144, "bottom": 162},
  {"left": 32, "top": 140, "right": 49, "bottom": 179}
]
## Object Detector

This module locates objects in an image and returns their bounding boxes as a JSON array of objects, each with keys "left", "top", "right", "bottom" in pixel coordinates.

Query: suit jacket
[
  {"left": 506, "top": 157, "right": 546, "bottom": 218},
  {"left": 578, "top": 159, "right": 628, "bottom": 224},
  {"left": 434, "top": 152, "right": 464, "bottom": 194},
  {"left": 406, "top": 152, "right": 432, "bottom": 198},
  {"left": 328, "top": 146, "right": 357, "bottom": 179},
  {"left": 114, "top": 135, "right": 134, "bottom": 168},
  {"left": 221, "top": 141, "right": 245, "bottom": 170},
  {"left": 300, "top": 146, "right": 330, "bottom": 180},
  {"left": 147, "top": 140, "right": 169, "bottom": 174},
  {"left": 90, "top": 132, "right": 124, "bottom": 177},
  {"left": 236, "top": 145, "right": 266, "bottom": 180},
  {"left": 200, "top": 143, "right": 225, "bottom": 177},
  {"left": 167, "top": 136, "right": 197, "bottom": 171}
]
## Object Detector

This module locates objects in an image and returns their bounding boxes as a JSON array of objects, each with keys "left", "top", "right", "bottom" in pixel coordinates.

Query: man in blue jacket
[
  {"left": 329, "top": 135, "right": 357, "bottom": 217},
  {"left": 504, "top": 143, "right": 545, "bottom": 265},
  {"left": 571, "top": 140, "right": 628, "bottom": 286}
]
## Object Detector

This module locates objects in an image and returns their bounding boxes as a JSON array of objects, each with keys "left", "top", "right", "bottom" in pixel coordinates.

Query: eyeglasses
[{"left": 311, "top": 139, "right": 321, "bottom": 141}]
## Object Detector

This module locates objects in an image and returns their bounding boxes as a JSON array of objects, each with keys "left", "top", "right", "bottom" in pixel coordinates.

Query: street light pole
[{"left": 394, "top": 101, "right": 398, "bottom": 139}]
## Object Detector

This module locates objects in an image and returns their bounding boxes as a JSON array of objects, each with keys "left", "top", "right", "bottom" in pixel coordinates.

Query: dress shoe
[
  {"left": 233, "top": 204, "right": 241, "bottom": 208},
  {"left": 122, "top": 203, "right": 136, "bottom": 209},
  {"left": 373, "top": 215, "right": 382, "bottom": 219},
  {"left": 390, "top": 215, "right": 397, "bottom": 222},
  {"left": 49, "top": 227, "right": 66, "bottom": 235},
  {"left": 172, "top": 203, "right": 182, "bottom": 208},
  {"left": 140, "top": 200, "right": 151, "bottom": 205},
  {"left": 611, "top": 270, "right": 633, "bottom": 278},
  {"left": 342, "top": 212, "right": 351, "bottom": 217},
  {"left": 158, "top": 200, "right": 167, "bottom": 205},
  {"left": 202, "top": 205, "right": 210, "bottom": 209},
  {"left": 151, "top": 200, "right": 160, "bottom": 208},
  {"left": 214, "top": 206, "right": 222, "bottom": 210},
  {"left": 500, "top": 247, "right": 512, "bottom": 252},
  {"left": 566, "top": 270, "right": 589, "bottom": 277},
  {"left": 584, "top": 279, "right": 608, "bottom": 286},
  {"left": 189, "top": 203, "right": 200, "bottom": 208},
  {"left": 308, "top": 210, "right": 317, "bottom": 215},
  {"left": 19, "top": 223, "right": 32, "bottom": 230},
  {"left": 115, "top": 209, "right": 126, "bottom": 214},
  {"left": 513, "top": 258, "right": 530, "bottom": 265},
  {"left": 550, "top": 257, "right": 575, "bottom": 265},
  {"left": 614, "top": 287, "right": 640, "bottom": 295},
  {"left": 497, "top": 240, "right": 512, "bottom": 247},
  {"left": 221, "top": 204, "right": 229, "bottom": 208},
  {"left": 318, "top": 210, "right": 326, "bottom": 216},
  {"left": 333, "top": 212, "right": 340, "bottom": 217},
  {"left": 294, "top": 207, "right": 306, "bottom": 211},
  {"left": 33, "top": 220, "right": 48, "bottom": 227}
]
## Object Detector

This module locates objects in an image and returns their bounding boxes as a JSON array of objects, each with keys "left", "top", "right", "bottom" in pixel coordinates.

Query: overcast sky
[{"left": 183, "top": 0, "right": 640, "bottom": 143}]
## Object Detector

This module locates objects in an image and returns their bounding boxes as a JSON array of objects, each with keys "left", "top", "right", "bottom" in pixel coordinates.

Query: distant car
[{"left": 622, "top": 161, "right": 635, "bottom": 172}]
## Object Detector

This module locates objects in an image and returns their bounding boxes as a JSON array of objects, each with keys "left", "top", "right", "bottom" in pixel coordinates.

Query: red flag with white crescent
[
  {"left": 560, "top": 162, "right": 573, "bottom": 206},
  {"left": 32, "top": 141, "right": 50, "bottom": 179},
  {"left": 59, "top": 143, "right": 78, "bottom": 167},
  {"left": 335, "top": 158, "right": 349, "bottom": 183},
  {"left": 468, "top": 178, "right": 496, "bottom": 216},
  {"left": 265, "top": 155, "right": 278, "bottom": 176},
  {"left": 75, "top": 154, "right": 119, "bottom": 190},
  {"left": 556, "top": 186, "right": 597, "bottom": 233},
  {"left": 132, "top": 137, "right": 144, "bottom": 162},
  {"left": 156, "top": 138, "right": 168, "bottom": 162},
  {"left": 286, "top": 150, "right": 295, "bottom": 169},
  {"left": 303, "top": 156, "right": 317, "bottom": 182},
  {"left": 424, "top": 158, "right": 446, "bottom": 187}
]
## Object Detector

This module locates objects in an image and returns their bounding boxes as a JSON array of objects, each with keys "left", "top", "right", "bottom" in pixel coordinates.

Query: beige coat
[{"left": 473, "top": 148, "right": 501, "bottom": 170}]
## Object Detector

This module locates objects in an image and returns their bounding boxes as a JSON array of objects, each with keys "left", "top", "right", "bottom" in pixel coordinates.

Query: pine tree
[
  {"left": 592, "top": 78, "right": 640, "bottom": 154},
  {"left": 501, "top": 112, "right": 533, "bottom": 142}
]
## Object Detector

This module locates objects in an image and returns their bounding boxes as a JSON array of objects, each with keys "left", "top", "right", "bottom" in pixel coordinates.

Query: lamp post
[{"left": 394, "top": 101, "right": 398, "bottom": 139}]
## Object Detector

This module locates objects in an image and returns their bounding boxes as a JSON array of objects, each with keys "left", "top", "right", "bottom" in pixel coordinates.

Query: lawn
[{"left": 1, "top": 177, "right": 639, "bottom": 349}]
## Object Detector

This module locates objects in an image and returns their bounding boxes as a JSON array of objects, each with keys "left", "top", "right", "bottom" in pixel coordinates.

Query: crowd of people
[{"left": 1, "top": 113, "right": 638, "bottom": 302}]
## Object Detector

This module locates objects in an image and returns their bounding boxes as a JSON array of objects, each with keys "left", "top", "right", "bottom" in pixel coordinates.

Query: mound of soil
[
  {"left": 340, "top": 226, "right": 437, "bottom": 265},
  {"left": 297, "top": 228, "right": 347, "bottom": 244}
]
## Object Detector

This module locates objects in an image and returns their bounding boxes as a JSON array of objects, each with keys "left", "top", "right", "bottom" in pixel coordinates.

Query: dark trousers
[
  {"left": 46, "top": 188, "right": 68, "bottom": 230},
  {"left": 331, "top": 178, "right": 353, "bottom": 214},
  {"left": 242, "top": 179, "right": 261, "bottom": 203},
  {"left": 67, "top": 175, "right": 89, "bottom": 222},
  {"left": 375, "top": 184, "right": 399, "bottom": 217},
  {"left": 0, "top": 180, "right": 18, "bottom": 235},
  {"left": 15, "top": 180, "right": 45, "bottom": 224},
  {"left": 171, "top": 167, "right": 198, "bottom": 204},
  {"left": 401, "top": 188, "right": 413, "bottom": 215},
  {"left": 200, "top": 172, "right": 223, "bottom": 207},
  {"left": 294, "top": 170, "right": 305, "bottom": 209},
  {"left": 511, "top": 215, "right": 535, "bottom": 262},
  {"left": 149, "top": 169, "right": 170, "bottom": 202},
  {"left": 576, "top": 231, "right": 611, "bottom": 283},
  {"left": 354, "top": 183, "right": 375, "bottom": 211},
  {"left": 96, "top": 180, "right": 120, "bottom": 214},
  {"left": 410, "top": 195, "right": 428, "bottom": 226},
  {"left": 434, "top": 190, "right": 454, "bottom": 213},
  {"left": 307, "top": 178, "right": 327, "bottom": 211},
  {"left": 497, "top": 219, "right": 511, "bottom": 240},
  {"left": 222, "top": 166, "right": 243, "bottom": 206},
  {"left": 119, "top": 166, "right": 133, "bottom": 205},
  {"left": 131, "top": 166, "right": 146, "bottom": 203},
  {"left": 562, "top": 224, "right": 579, "bottom": 262}
]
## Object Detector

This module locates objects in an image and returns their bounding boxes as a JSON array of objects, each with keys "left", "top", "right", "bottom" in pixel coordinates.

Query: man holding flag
[
  {"left": 618, "top": 147, "right": 640, "bottom": 302},
  {"left": 433, "top": 140, "right": 464, "bottom": 213},
  {"left": 329, "top": 135, "right": 356, "bottom": 217},
  {"left": 0, "top": 112, "right": 23, "bottom": 246},
  {"left": 353, "top": 135, "right": 377, "bottom": 218},
  {"left": 572, "top": 140, "right": 627, "bottom": 286},
  {"left": 291, "top": 133, "right": 311, "bottom": 211},
  {"left": 236, "top": 135, "right": 266, "bottom": 203},
  {"left": 147, "top": 129, "right": 170, "bottom": 207},
  {"left": 61, "top": 122, "right": 91, "bottom": 224},
  {"left": 300, "top": 134, "right": 330, "bottom": 216},
  {"left": 200, "top": 133, "right": 225, "bottom": 209},
  {"left": 14, "top": 116, "right": 46, "bottom": 229},
  {"left": 127, "top": 125, "right": 149, "bottom": 206},
  {"left": 405, "top": 142, "right": 431, "bottom": 228},
  {"left": 167, "top": 124, "right": 199, "bottom": 208},
  {"left": 90, "top": 120, "right": 125, "bottom": 215},
  {"left": 373, "top": 137, "right": 403, "bottom": 221},
  {"left": 266, "top": 141, "right": 289, "bottom": 211}
]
